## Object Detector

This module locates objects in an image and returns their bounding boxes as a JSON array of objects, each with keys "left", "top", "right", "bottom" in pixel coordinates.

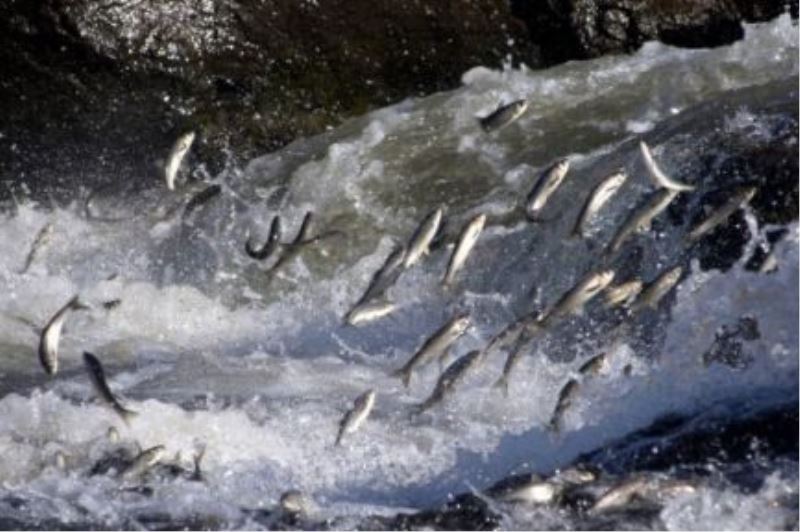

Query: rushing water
[{"left": 0, "top": 14, "right": 797, "bottom": 530}]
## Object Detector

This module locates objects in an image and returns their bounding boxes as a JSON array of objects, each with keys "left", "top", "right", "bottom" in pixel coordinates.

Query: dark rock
[{"left": 376, "top": 493, "right": 501, "bottom": 531}]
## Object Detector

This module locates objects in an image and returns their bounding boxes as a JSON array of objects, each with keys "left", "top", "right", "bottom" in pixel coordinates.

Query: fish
[
  {"left": 486, "top": 473, "right": 560, "bottom": 504},
  {"left": 393, "top": 313, "right": 470, "bottom": 388},
  {"left": 493, "top": 322, "right": 545, "bottom": 396},
  {"left": 577, "top": 352, "right": 607, "bottom": 377},
  {"left": 590, "top": 475, "right": 651, "bottom": 513},
  {"left": 280, "top": 490, "right": 310, "bottom": 516},
  {"left": 570, "top": 171, "right": 627, "bottom": 238},
  {"left": 404, "top": 207, "right": 444, "bottom": 268},
  {"left": 19, "top": 222, "right": 54, "bottom": 274},
  {"left": 83, "top": 352, "right": 138, "bottom": 425},
  {"left": 552, "top": 464, "right": 599, "bottom": 486},
  {"left": 542, "top": 269, "right": 616, "bottom": 325},
  {"left": 548, "top": 378, "right": 580, "bottom": 433},
  {"left": 38, "top": 295, "right": 88, "bottom": 376},
  {"left": 245, "top": 216, "right": 283, "bottom": 260},
  {"left": 525, "top": 159, "right": 570, "bottom": 221},
  {"left": 335, "top": 389, "right": 376, "bottom": 446},
  {"left": 640, "top": 141, "right": 695, "bottom": 192},
  {"left": 443, "top": 213, "right": 487, "bottom": 286},
  {"left": 630, "top": 265, "right": 683, "bottom": 314},
  {"left": 480, "top": 311, "right": 539, "bottom": 362},
  {"left": 604, "top": 188, "right": 679, "bottom": 257},
  {"left": 182, "top": 183, "right": 222, "bottom": 221},
  {"left": 604, "top": 280, "right": 643, "bottom": 309},
  {"left": 478, "top": 99, "right": 529, "bottom": 133},
  {"left": 686, "top": 185, "right": 757, "bottom": 243},
  {"left": 345, "top": 300, "right": 397, "bottom": 326},
  {"left": 165, "top": 131, "right": 195, "bottom": 191},
  {"left": 359, "top": 245, "right": 407, "bottom": 304},
  {"left": 121, "top": 445, "right": 166, "bottom": 481},
  {"left": 416, "top": 350, "right": 483, "bottom": 413}
]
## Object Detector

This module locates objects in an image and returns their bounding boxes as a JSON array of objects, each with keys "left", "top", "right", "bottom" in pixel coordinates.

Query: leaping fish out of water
[
  {"left": 83, "top": 352, "right": 138, "bottom": 425},
  {"left": 548, "top": 378, "right": 580, "bottom": 434},
  {"left": 542, "top": 269, "right": 616, "bottom": 326},
  {"left": 19, "top": 222, "right": 54, "bottom": 274},
  {"left": 443, "top": 213, "right": 487, "bottom": 287},
  {"left": 165, "top": 131, "right": 195, "bottom": 191},
  {"left": 525, "top": 159, "right": 570, "bottom": 221},
  {"left": 571, "top": 171, "right": 628, "bottom": 238},
  {"left": 415, "top": 350, "right": 483, "bottom": 413},
  {"left": 630, "top": 265, "right": 683, "bottom": 314},
  {"left": 393, "top": 313, "right": 470, "bottom": 388},
  {"left": 404, "top": 207, "right": 444, "bottom": 268},
  {"left": 604, "top": 188, "right": 679, "bottom": 257},
  {"left": 640, "top": 141, "right": 695, "bottom": 192},
  {"left": 121, "top": 445, "right": 166, "bottom": 481},
  {"left": 686, "top": 185, "right": 757, "bottom": 243},
  {"left": 345, "top": 300, "right": 397, "bottom": 326},
  {"left": 485, "top": 473, "right": 560, "bottom": 505},
  {"left": 478, "top": 99, "right": 529, "bottom": 133},
  {"left": 245, "top": 215, "right": 283, "bottom": 260},
  {"left": 38, "top": 295, "right": 88, "bottom": 376},
  {"left": 604, "top": 279, "right": 644, "bottom": 309},
  {"left": 493, "top": 320, "right": 546, "bottom": 396},
  {"left": 335, "top": 389, "right": 376, "bottom": 446},
  {"left": 359, "top": 245, "right": 407, "bottom": 305}
]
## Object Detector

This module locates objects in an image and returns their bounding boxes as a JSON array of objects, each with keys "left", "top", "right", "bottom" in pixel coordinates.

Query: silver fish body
[
  {"left": 605, "top": 188, "right": 679, "bottom": 256},
  {"left": 640, "top": 141, "right": 695, "bottom": 192},
  {"left": 394, "top": 314, "right": 470, "bottom": 387},
  {"left": 493, "top": 320, "right": 545, "bottom": 395},
  {"left": 38, "top": 295, "right": 86, "bottom": 376},
  {"left": 590, "top": 476, "right": 651, "bottom": 513},
  {"left": 543, "top": 269, "right": 616, "bottom": 325},
  {"left": 335, "top": 389, "right": 376, "bottom": 446},
  {"left": 345, "top": 300, "right": 397, "bottom": 326},
  {"left": 165, "top": 131, "right": 195, "bottom": 191},
  {"left": 630, "top": 266, "right": 682, "bottom": 313},
  {"left": 122, "top": 445, "right": 166, "bottom": 481},
  {"left": 686, "top": 186, "right": 757, "bottom": 242},
  {"left": 548, "top": 378, "right": 580, "bottom": 433},
  {"left": 404, "top": 208, "right": 443, "bottom": 268},
  {"left": 20, "top": 222, "right": 54, "bottom": 274},
  {"left": 83, "top": 352, "right": 138, "bottom": 425},
  {"left": 416, "top": 350, "right": 482, "bottom": 412},
  {"left": 443, "top": 214, "right": 486, "bottom": 286},
  {"left": 604, "top": 280, "right": 643, "bottom": 308},
  {"left": 487, "top": 473, "right": 560, "bottom": 504},
  {"left": 479, "top": 99, "right": 529, "bottom": 133},
  {"left": 360, "top": 245, "right": 407, "bottom": 304},
  {"left": 525, "top": 159, "right": 570, "bottom": 221},
  {"left": 571, "top": 171, "right": 627, "bottom": 238}
]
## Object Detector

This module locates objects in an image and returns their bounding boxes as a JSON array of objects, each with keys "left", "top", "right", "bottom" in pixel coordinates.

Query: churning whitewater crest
[{"left": 0, "top": 14, "right": 797, "bottom": 530}]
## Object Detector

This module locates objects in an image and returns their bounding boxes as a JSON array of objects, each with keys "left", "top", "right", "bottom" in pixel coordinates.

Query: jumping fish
[
  {"left": 640, "top": 141, "right": 695, "bottom": 192},
  {"left": 577, "top": 352, "right": 607, "bottom": 377},
  {"left": 525, "top": 159, "right": 570, "bottom": 221},
  {"left": 479, "top": 99, "right": 529, "bottom": 133},
  {"left": 686, "top": 186, "right": 757, "bottom": 243},
  {"left": 165, "top": 131, "right": 195, "bottom": 191},
  {"left": 121, "top": 445, "right": 166, "bottom": 481},
  {"left": 393, "top": 313, "right": 470, "bottom": 388},
  {"left": 571, "top": 171, "right": 628, "bottom": 238},
  {"left": 359, "top": 245, "right": 407, "bottom": 304},
  {"left": 38, "top": 295, "right": 87, "bottom": 376},
  {"left": 182, "top": 183, "right": 221, "bottom": 221},
  {"left": 548, "top": 378, "right": 580, "bottom": 433},
  {"left": 245, "top": 216, "right": 283, "bottom": 260},
  {"left": 542, "top": 269, "right": 616, "bottom": 325},
  {"left": 19, "top": 222, "right": 54, "bottom": 274},
  {"left": 590, "top": 475, "right": 651, "bottom": 513},
  {"left": 604, "top": 280, "right": 643, "bottom": 309},
  {"left": 335, "top": 389, "right": 376, "bottom": 446},
  {"left": 345, "top": 300, "right": 397, "bottom": 326},
  {"left": 280, "top": 490, "right": 310, "bottom": 516},
  {"left": 443, "top": 213, "right": 486, "bottom": 286},
  {"left": 630, "top": 266, "right": 683, "bottom": 314},
  {"left": 486, "top": 473, "right": 560, "bottom": 504},
  {"left": 416, "top": 350, "right": 483, "bottom": 413},
  {"left": 404, "top": 208, "right": 443, "bottom": 268},
  {"left": 83, "top": 352, "right": 138, "bottom": 425},
  {"left": 493, "top": 320, "right": 545, "bottom": 395},
  {"left": 605, "top": 188, "right": 679, "bottom": 257}
]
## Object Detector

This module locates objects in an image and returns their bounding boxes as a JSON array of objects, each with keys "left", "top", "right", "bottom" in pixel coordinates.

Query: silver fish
[
  {"left": 121, "top": 445, "right": 166, "bottom": 481},
  {"left": 590, "top": 475, "right": 651, "bottom": 513},
  {"left": 571, "top": 171, "right": 627, "bottom": 238},
  {"left": 345, "top": 300, "right": 397, "bottom": 326},
  {"left": 604, "top": 280, "right": 643, "bottom": 308},
  {"left": 443, "top": 214, "right": 486, "bottom": 286},
  {"left": 686, "top": 186, "right": 757, "bottom": 243},
  {"left": 165, "top": 131, "right": 195, "bottom": 191},
  {"left": 245, "top": 216, "right": 283, "bottom": 260},
  {"left": 630, "top": 266, "right": 682, "bottom": 314},
  {"left": 525, "top": 159, "right": 570, "bottom": 221},
  {"left": 493, "top": 321, "right": 545, "bottom": 396},
  {"left": 359, "top": 245, "right": 407, "bottom": 304},
  {"left": 577, "top": 352, "right": 607, "bottom": 377},
  {"left": 548, "top": 378, "right": 580, "bottom": 433},
  {"left": 393, "top": 313, "right": 470, "bottom": 388},
  {"left": 553, "top": 465, "right": 599, "bottom": 486},
  {"left": 640, "top": 141, "right": 695, "bottom": 192},
  {"left": 542, "top": 269, "right": 616, "bottom": 325},
  {"left": 83, "top": 352, "right": 138, "bottom": 425},
  {"left": 486, "top": 473, "right": 560, "bottom": 504},
  {"left": 19, "top": 222, "right": 54, "bottom": 274},
  {"left": 38, "top": 295, "right": 87, "bottom": 376},
  {"left": 605, "top": 188, "right": 679, "bottom": 257},
  {"left": 416, "top": 350, "right": 483, "bottom": 413},
  {"left": 335, "top": 389, "right": 376, "bottom": 446},
  {"left": 478, "top": 99, "right": 529, "bottom": 133},
  {"left": 404, "top": 207, "right": 444, "bottom": 268}
]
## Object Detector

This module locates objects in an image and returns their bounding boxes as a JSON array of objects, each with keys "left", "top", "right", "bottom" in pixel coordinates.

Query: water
[{"left": 0, "top": 14, "right": 797, "bottom": 530}]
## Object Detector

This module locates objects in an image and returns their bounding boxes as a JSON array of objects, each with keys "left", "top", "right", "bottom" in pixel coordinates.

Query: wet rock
[
  {"left": 701, "top": 315, "right": 760, "bottom": 369},
  {"left": 375, "top": 493, "right": 501, "bottom": 531}
]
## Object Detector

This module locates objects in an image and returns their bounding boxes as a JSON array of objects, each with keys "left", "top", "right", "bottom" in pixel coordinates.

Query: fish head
[
  {"left": 451, "top": 314, "right": 472, "bottom": 334},
  {"left": 583, "top": 270, "right": 616, "bottom": 298}
]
